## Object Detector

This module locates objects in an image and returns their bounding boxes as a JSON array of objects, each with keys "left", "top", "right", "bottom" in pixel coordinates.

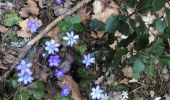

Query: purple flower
[
  {"left": 82, "top": 53, "right": 95, "bottom": 67},
  {"left": 63, "top": 31, "right": 79, "bottom": 46},
  {"left": 27, "top": 18, "right": 40, "bottom": 33},
  {"left": 16, "top": 60, "right": 32, "bottom": 73},
  {"left": 18, "top": 70, "right": 33, "bottom": 84},
  {"left": 55, "top": 0, "right": 62, "bottom": 4},
  {"left": 55, "top": 70, "right": 64, "bottom": 80},
  {"left": 61, "top": 84, "right": 71, "bottom": 96},
  {"left": 45, "top": 40, "right": 59, "bottom": 54},
  {"left": 48, "top": 55, "right": 61, "bottom": 67}
]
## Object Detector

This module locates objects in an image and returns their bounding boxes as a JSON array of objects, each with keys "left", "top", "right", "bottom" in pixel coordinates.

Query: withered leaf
[
  {"left": 60, "top": 75, "right": 82, "bottom": 100},
  {"left": 122, "top": 66, "right": 133, "bottom": 78},
  {"left": 47, "top": 27, "right": 61, "bottom": 45},
  {"left": 19, "top": 0, "right": 39, "bottom": 17},
  {"left": 0, "top": 25, "right": 8, "bottom": 33},
  {"left": 77, "top": 7, "right": 91, "bottom": 24}
]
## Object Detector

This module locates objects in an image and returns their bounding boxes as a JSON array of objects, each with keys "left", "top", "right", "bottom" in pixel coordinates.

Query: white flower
[
  {"left": 101, "top": 93, "right": 109, "bottom": 100},
  {"left": 90, "top": 85, "right": 103, "bottom": 99},
  {"left": 154, "top": 97, "right": 162, "bottom": 100},
  {"left": 45, "top": 40, "right": 59, "bottom": 54},
  {"left": 142, "top": 11, "right": 156, "bottom": 25},
  {"left": 63, "top": 31, "right": 79, "bottom": 46},
  {"left": 122, "top": 91, "right": 129, "bottom": 99},
  {"left": 82, "top": 53, "right": 95, "bottom": 67}
]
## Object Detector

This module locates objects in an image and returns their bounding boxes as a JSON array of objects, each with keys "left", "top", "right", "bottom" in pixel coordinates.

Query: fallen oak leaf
[
  {"left": 17, "top": 17, "right": 42, "bottom": 38},
  {"left": 77, "top": 6, "right": 91, "bottom": 24},
  {"left": 60, "top": 75, "right": 81, "bottom": 100},
  {"left": 122, "top": 66, "right": 133, "bottom": 78},
  {"left": 47, "top": 27, "right": 61, "bottom": 45},
  {"left": 0, "top": 25, "right": 8, "bottom": 33},
  {"left": 92, "top": 6, "right": 119, "bottom": 22},
  {"left": 19, "top": 0, "right": 39, "bottom": 17}
]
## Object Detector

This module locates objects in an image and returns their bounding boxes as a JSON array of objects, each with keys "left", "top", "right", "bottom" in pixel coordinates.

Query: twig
[{"left": 0, "top": 0, "right": 92, "bottom": 82}]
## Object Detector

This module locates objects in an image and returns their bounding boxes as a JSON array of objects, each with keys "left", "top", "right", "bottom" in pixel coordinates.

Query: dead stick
[{"left": 1, "top": 0, "right": 92, "bottom": 81}]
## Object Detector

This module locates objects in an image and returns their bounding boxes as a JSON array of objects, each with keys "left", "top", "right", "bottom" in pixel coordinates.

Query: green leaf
[
  {"left": 72, "top": 23, "right": 83, "bottom": 32},
  {"left": 118, "top": 21, "right": 130, "bottom": 36},
  {"left": 159, "top": 56, "right": 170, "bottom": 69},
  {"left": 13, "top": 89, "right": 30, "bottom": 100},
  {"left": 115, "top": 84, "right": 128, "bottom": 92},
  {"left": 105, "top": 16, "right": 119, "bottom": 33},
  {"left": 58, "top": 21, "right": 72, "bottom": 32},
  {"left": 145, "top": 65, "right": 154, "bottom": 78},
  {"left": 32, "top": 89, "right": 45, "bottom": 100},
  {"left": 133, "top": 57, "right": 145, "bottom": 79},
  {"left": 137, "top": 0, "right": 153, "bottom": 14},
  {"left": 134, "top": 33, "right": 149, "bottom": 51},
  {"left": 129, "top": 17, "right": 147, "bottom": 34},
  {"left": 3, "top": 12, "right": 21, "bottom": 26},
  {"left": 152, "top": 0, "right": 165, "bottom": 11},
  {"left": 75, "top": 43, "right": 87, "bottom": 55},
  {"left": 156, "top": 18, "right": 167, "bottom": 33},
  {"left": 166, "top": 9, "right": 170, "bottom": 27},
  {"left": 126, "top": 0, "right": 137, "bottom": 7},
  {"left": 65, "top": 14, "right": 81, "bottom": 24},
  {"left": 113, "top": 48, "right": 128, "bottom": 67},
  {"left": 90, "top": 19, "right": 106, "bottom": 31},
  {"left": 163, "top": 27, "right": 170, "bottom": 38}
]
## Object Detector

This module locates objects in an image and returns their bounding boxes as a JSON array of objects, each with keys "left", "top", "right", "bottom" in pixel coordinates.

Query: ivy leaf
[
  {"left": 90, "top": 19, "right": 106, "bottom": 31},
  {"left": 152, "top": 0, "right": 165, "bottom": 11},
  {"left": 145, "top": 65, "right": 154, "bottom": 78},
  {"left": 133, "top": 57, "right": 145, "bottom": 79},
  {"left": 105, "top": 16, "right": 119, "bottom": 33},
  {"left": 156, "top": 18, "right": 167, "bottom": 33},
  {"left": 3, "top": 12, "right": 22, "bottom": 26},
  {"left": 134, "top": 33, "right": 149, "bottom": 51},
  {"left": 65, "top": 14, "right": 81, "bottom": 24}
]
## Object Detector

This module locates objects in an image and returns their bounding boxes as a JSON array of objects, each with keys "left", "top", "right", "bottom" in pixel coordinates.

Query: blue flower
[
  {"left": 45, "top": 40, "right": 59, "bottom": 54},
  {"left": 61, "top": 84, "right": 71, "bottom": 96},
  {"left": 16, "top": 60, "right": 32, "bottom": 73},
  {"left": 63, "top": 31, "right": 79, "bottom": 46},
  {"left": 27, "top": 18, "right": 40, "bottom": 33},
  {"left": 55, "top": 70, "right": 64, "bottom": 80},
  {"left": 90, "top": 85, "right": 103, "bottom": 99},
  {"left": 82, "top": 53, "right": 95, "bottom": 67},
  {"left": 48, "top": 55, "right": 61, "bottom": 67},
  {"left": 18, "top": 70, "right": 33, "bottom": 84},
  {"left": 55, "top": 0, "right": 62, "bottom": 4}
]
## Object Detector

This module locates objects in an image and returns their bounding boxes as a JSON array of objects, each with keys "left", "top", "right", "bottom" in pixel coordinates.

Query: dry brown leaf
[
  {"left": 60, "top": 75, "right": 81, "bottom": 100},
  {"left": 93, "top": 0, "right": 104, "bottom": 14},
  {"left": 47, "top": 27, "right": 61, "bottom": 45},
  {"left": 122, "top": 66, "right": 133, "bottom": 78},
  {"left": 17, "top": 30, "right": 32, "bottom": 38},
  {"left": 77, "top": 7, "right": 91, "bottom": 24},
  {"left": 91, "top": 31, "right": 105, "bottom": 38},
  {"left": 19, "top": 0, "right": 39, "bottom": 17},
  {"left": 38, "top": 0, "right": 46, "bottom": 8},
  {"left": 109, "top": 41, "right": 117, "bottom": 50},
  {"left": 120, "top": 78, "right": 129, "bottom": 85},
  {"left": 95, "top": 76, "right": 104, "bottom": 84},
  {"left": 164, "top": 94, "right": 170, "bottom": 100},
  {"left": 17, "top": 17, "right": 42, "bottom": 38},
  {"left": 0, "top": 25, "right": 8, "bottom": 33},
  {"left": 92, "top": 5, "right": 119, "bottom": 22}
]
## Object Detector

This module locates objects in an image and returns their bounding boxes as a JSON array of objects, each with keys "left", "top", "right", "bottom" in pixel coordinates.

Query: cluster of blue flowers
[{"left": 16, "top": 60, "right": 33, "bottom": 84}]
